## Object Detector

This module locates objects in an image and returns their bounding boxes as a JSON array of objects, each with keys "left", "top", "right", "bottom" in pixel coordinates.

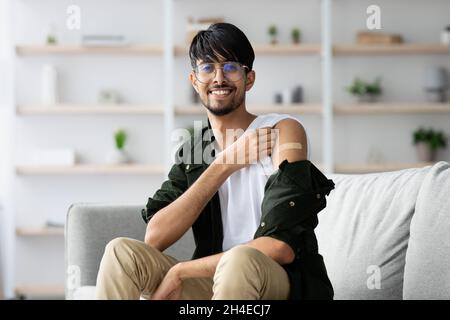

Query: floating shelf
[
  {"left": 17, "top": 105, "right": 164, "bottom": 115},
  {"left": 16, "top": 103, "right": 450, "bottom": 116},
  {"left": 254, "top": 44, "right": 321, "bottom": 55},
  {"left": 15, "top": 164, "right": 166, "bottom": 176},
  {"left": 16, "top": 227, "right": 64, "bottom": 237},
  {"left": 15, "top": 285, "right": 65, "bottom": 298},
  {"left": 175, "top": 104, "right": 322, "bottom": 115},
  {"left": 334, "top": 44, "right": 450, "bottom": 55},
  {"left": 334, "top": 162, "right": 434, "bottom": 174},
  {"left": 19, "top": 44, "right": 448, "bottom": 57},
  {"left": 175, "top": 44, "right": 322, "bottom": 56},
  {"left": 15, "top": 44, "right": 163, "bottom": 55},
  {"left": 334, "top": 103, "right": 450, "bottom": 114}
]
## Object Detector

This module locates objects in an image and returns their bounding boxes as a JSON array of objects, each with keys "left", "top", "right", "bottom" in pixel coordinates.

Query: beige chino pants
[{"left": 95, "top": 237, "right": 290, "bottom": 300}]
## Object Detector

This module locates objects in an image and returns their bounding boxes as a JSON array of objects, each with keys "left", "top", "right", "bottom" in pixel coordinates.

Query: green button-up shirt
[{"left": 141, "top": 124, "right": 335, "bottom": 300}]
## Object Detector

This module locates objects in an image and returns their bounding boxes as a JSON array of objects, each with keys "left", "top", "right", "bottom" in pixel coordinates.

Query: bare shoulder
[
  {"left": 273, "top": 118, "right": 307, "bottom": 138},
  {"left": 272, "top": 118, "right": 308, "bottom": 166}
]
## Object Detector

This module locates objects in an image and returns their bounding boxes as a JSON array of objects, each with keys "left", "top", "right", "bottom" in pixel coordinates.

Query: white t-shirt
[{"left": 217, "top": 113, "right": 310, "bottom": 251}]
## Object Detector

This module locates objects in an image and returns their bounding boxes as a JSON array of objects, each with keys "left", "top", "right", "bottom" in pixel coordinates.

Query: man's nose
[{"left": 213, "top": 67, "right": 226, "bottom": 85}]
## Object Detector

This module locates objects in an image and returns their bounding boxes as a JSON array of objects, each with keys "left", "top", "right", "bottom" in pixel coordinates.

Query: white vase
[
  {"left": 106, "top": 149, "right": 129, "bottom": 164},
  {"left": 282, "top": 89, "right": 291, "bottom": 105},
  {"left": 441, "top": 30, "right": 450, "bottom": 45},
  {"left": 356, "top": 94, "right": 377, "bottom": 103},
  {"left": 41, "top": 64, "right": 59, "bottom": 105},
  {"left": 415, "top": 142, "right": 436, "bottom": 162}
]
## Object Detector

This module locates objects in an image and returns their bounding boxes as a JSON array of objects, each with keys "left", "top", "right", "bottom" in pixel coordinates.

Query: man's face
[{"left": 190, "top": 59, "right": 255, "bottom": 116}]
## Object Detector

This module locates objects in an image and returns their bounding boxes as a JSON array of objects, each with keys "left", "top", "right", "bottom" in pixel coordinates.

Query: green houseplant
[
  {"left": 291, "top": 28, "right": 301, "bottom": 44},
  {"left": 347, "top": 77, "right": 382, "bottom": 103},
  {"left": 268, "top": 25, "right": 278, "bottom": 45},
  {"left": 45, "top": 24, "right": 58, "bottom": 45},
  {"left": 413, "top": 127, "right": 447, "bottom": 162},
  {"left": 115, "top": 129, "right": 127, "bottom": 150},
  {"left": 107, "top": 129, "right": 129, "bottom": 164}
]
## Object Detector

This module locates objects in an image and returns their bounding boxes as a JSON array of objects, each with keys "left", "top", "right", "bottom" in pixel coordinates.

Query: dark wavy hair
[{"left": 189, "top": 23, "right": 255, "bottom": 71}]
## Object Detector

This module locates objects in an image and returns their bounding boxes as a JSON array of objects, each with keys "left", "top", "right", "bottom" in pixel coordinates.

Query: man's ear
[
  {"left": 245, "top": 70, "right": 256, "bottom": 91},
  {"left": 189, "top": 72, "right": 199, "bottom": 93}
]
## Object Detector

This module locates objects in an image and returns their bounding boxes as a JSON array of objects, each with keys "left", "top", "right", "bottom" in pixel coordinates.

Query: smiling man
[{"left": 95, "top": 23, "right": 335, "bottom": 300}]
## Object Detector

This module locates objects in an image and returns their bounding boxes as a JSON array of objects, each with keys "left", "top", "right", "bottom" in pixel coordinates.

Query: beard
[{"left": 201, "top": 90, "right": 245, "bottom": 116}]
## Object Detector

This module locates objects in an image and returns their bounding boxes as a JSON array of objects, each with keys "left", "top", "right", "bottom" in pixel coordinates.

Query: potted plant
[
  {"left": 45, "top": 24, "right": 58, "bottom": 45},
  {"left": 291, "top": 28, "right": 301, "bottom": 44},
  {"left": 107, "top": 129, "right": 130, "bottom": 164},
  {"left": 268, "top": 25, "right": 278, "bottom": 45},
  {"left": 413, "top": 127, "right": 447, "bottom": 162},
  {"left": 441, "top": 25, "right": 450, "bottom": 45},
  {"left": 347, "top": 77, "right": 382, "bottom": 103}
]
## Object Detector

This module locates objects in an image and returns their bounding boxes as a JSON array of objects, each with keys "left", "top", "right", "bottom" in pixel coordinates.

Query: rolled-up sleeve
[
  {"left": 254, "top": 159, "right": 335, "bottom": 255},
  {"left": 141, "top": 163, "right": 188, "bottom": 224}
]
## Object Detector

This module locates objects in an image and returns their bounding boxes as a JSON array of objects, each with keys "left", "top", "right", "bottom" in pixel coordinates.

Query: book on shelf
[
  {"left": 356, "top": 31, "right": 403, "bottom": 45},
  {"left": 81, "top": 34, "right": 129, "bottom": 47}
]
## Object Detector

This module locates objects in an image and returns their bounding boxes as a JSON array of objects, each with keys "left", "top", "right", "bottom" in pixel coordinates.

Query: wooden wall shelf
[
  {"left": 15, "top": 164, "right": 166, "bottom": 175},
  {"left": 15, "top": 45, "right": 163, "bottom": 55}
]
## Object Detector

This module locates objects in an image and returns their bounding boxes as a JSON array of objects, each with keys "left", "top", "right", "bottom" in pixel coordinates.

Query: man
[{"left": 95, "top": 23, "right": 335, "bottom": 300}]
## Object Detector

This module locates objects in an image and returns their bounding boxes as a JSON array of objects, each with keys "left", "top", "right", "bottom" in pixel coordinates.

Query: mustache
[{"left": 208, "top": 85, "right": 234, "bottom": 90}]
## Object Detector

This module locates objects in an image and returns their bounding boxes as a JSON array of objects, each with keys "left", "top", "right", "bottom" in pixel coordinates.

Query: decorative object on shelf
[
  {"left": 98, "top": 89, "right": 121, "bottom": 104},
  {"left": 44, "top": 23, "right": 58, "bottom": 45},
  {"left": 81, "top": 34, "right": 128, "bottom": 47},
  {"left": 356, "top": 31, "right": 403, "bottom": 45},
  {"left": 268, "top": 25, "right": 278, "bottom": 45},
  {"left": 292, "top": 86, "right": 303, "bottom": 103},
  {"left": 423, "top": 66, "right": 448, "bottom": 103},
  {"left": 366, "top": 147, "right": 386, "bottom": 164},
  {"left": 291, "top": 28, "right": 301, "bottom": 44},
  {"left": 413, "top": 127, "right": 447, "bottom": 162},
  {"left": 346, "top": 77, "right": 382, "bottom": 103},
  {"left": 41, "top": 64, "right": 59, "bottom": 105},
  {"left": 282, "top": 89, "right": 292, "bottom": 105},
  {"left": 186, "top": 17, "right": 224, "bottom": 45},
  {"left": 274, "top": 92, "right": 283, "bottom": 104},
  {"left": 106, "top": 129, "right": 129, "bottom": 164},
  {"left": 441, "top": 25, "right": 450, "bottom": 45},
  {"left": 45, "top": 218, "right": 64, "bottom": 228},
  {"left": 27, "top": 148, "right": 76, "bottom": 166}
]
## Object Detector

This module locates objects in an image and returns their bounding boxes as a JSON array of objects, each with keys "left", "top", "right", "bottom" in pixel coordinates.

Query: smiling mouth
[{"left": 208, "top": 88, "right": 234, "bottom": 98}]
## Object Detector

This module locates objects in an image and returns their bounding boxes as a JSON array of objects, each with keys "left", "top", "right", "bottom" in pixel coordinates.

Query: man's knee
[
  {"left": 105, "top": 237, "right": 135, "bottom": 254},
  {"left": 103, "top": 237, "right": 159, "bottom": 261},
  {"left": 217, "top": 245, "right": 265, "bottom": 271}
]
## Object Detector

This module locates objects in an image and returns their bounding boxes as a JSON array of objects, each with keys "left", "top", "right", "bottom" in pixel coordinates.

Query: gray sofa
[{"left": 65, "top": 161, "right": 450, "bottom": 300}]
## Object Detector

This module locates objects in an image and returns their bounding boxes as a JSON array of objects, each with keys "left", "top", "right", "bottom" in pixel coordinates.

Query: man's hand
[
  {"left": 151, "top": 264, "right": 183, "bottom": 300},
  {"left": 215, "top": 127, "right": 276, "bottom": 173}
]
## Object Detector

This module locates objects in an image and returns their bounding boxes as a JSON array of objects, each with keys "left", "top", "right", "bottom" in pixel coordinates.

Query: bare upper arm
[{"left": 271, "top": 118, "right": 308, "bottom": 168}]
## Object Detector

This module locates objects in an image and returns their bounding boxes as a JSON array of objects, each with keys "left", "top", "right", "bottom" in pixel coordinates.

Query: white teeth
[{"left": 210, "top": 90, "right": 231, "bottom": 95}]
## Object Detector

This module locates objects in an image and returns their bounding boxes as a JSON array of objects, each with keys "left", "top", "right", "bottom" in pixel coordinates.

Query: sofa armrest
[
  {"left": 65, "top": 203, "right": 195, "bottom": 299},
  {"left": 65, "top": 203, "right": 146, "bottom": 299}
]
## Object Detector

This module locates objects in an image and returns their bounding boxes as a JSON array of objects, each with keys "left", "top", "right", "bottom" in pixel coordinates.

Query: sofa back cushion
[
  {"left": 316, "top": 166, "right": 429, "bottom": 299},
  {"left": 403, "top": 161, "right": 450, "bottom": 299}
]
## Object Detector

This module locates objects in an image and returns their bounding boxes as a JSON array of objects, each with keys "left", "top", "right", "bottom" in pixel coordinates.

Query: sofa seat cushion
[
  {"left": 403, "top": 161, "right": 450, "bottom": 299},
  {"left": 316, "top": 166, "right": 429, "bottom": 299}
]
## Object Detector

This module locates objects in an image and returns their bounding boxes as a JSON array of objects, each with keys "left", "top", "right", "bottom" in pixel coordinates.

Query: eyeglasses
[{"left": 193, "top": 61, "right": 249, "bottom": 84}]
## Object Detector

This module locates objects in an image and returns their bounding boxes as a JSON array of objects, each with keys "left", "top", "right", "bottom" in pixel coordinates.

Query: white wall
[
  {"left": 12, "top": 0, "right": 168, "bottom": 290},
  {"left": 9, "top": 0, "right": 450, "bottom": 290},
  {"left": 332, "top": 0, "right": 450, "bottom": 163},
  {"left": 0, "top": 0, "right": 15, "bottom": 299}
]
